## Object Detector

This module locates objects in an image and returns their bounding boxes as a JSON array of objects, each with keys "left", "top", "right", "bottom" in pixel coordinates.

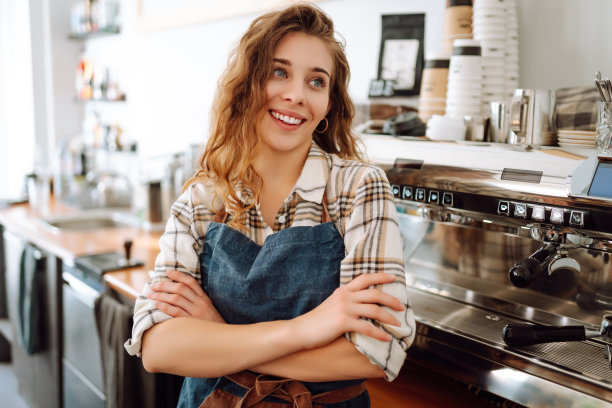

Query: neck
[{"left": 253, "top": 143, "right": 311, "bottom": 191}]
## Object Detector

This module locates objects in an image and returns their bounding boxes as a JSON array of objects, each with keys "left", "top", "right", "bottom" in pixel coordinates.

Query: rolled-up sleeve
[
  {"left": 124, "top": 182, "right": 213, "bottom": 356},
  {"left": 339, "top": 166, "right": 416, "bottom": 381}
]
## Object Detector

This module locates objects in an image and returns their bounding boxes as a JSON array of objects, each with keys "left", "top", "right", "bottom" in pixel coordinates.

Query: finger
[
  {"left": 351, "top": 320, "right": 393, "bottom": 342},
  {"left": 154, "top": 300, "right": 189, "bottom": 318},
  {"left": 349, "top": 304, "right": 402, "bottom": 327},
  {"left": 353, "top": 289, "right": 405, "bottom": 311},
  {"left": 346, "top": 273, "right": 397, "bottom": 291},
  {"left": 350, "top": 304, "right": 401, "bottom": 327},
  {"left": 166, "top": 269, "right": 207, "bottom": 297},
  {"left": 151, "top": 280, "right": 200, "bottom": 304},
  {"left": 149, "top": 291, "right": 193, "bottom": 312}
]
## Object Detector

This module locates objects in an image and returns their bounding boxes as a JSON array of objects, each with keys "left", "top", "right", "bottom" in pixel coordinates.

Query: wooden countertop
[{"left": 0, "top": 197, "right": 159, "bottom": 300}]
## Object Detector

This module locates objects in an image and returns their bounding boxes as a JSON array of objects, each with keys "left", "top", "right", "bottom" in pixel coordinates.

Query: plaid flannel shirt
[{"left": 125, "top": 142, "right": 416, "bottom": 381}]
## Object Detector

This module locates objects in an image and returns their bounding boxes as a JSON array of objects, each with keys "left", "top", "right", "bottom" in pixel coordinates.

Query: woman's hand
[
  {"left": 148, "top": 269, "right": 225, "bottom": 323},
  {"left": 290, "top": 273, "right": 404, "bottom": 350}
]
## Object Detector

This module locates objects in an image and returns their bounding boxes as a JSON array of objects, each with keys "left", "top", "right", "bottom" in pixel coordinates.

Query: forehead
[{"left": 273, "top": 32, "right": 334, "bottom": 76}]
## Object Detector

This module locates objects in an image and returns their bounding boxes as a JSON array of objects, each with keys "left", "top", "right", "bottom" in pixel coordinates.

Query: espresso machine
[{"left": 363, "top": 134, "right": 612, "bottom": 407}]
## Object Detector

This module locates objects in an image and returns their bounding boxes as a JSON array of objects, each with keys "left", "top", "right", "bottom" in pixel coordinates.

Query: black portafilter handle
[
  {"left": 502, "top": 323, "right": 586, "bottom": 347},
  {"left": 508, "top": 243, "right": 558, "bottom": 288}
]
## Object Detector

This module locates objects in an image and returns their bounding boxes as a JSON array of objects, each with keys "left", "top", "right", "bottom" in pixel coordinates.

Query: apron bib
[{"left": 177, "top": 200, "right": 369, "bottom": 408}]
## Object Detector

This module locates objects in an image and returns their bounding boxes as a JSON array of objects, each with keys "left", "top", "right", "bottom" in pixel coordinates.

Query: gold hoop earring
[{"left": 315, "top": 117, "right": 328, "bottom": 134}]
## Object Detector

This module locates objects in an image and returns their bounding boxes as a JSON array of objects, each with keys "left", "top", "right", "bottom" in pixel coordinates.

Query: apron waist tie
[{"left": 227, "top": 371, "right": 365, "bottom": 408}]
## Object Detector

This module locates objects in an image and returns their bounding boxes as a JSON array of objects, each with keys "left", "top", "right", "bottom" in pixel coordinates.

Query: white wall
[
  {"left": 3, "top": 0, "right": 612, "bottom": 182},
  {"left": 517, "top": 0, "right": 612, "bottom": 89},
  {"left": 83, "top": 0, "right": 445, "bottom": 158},
  {"left": 84, "top": 0, "right": 612, "bottom": 158},
  {"left": 0, "top": 0, "right": 36, "bottom": 200}
]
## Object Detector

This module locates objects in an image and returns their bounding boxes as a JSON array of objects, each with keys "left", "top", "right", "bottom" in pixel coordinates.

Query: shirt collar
[{"left": 292, "top": 142, "right": 331, "bottom": 204}]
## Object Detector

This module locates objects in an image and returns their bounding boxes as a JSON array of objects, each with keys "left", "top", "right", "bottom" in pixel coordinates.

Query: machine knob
[{"left": 508, "top": 258, "right": 540, "bottom": 288}]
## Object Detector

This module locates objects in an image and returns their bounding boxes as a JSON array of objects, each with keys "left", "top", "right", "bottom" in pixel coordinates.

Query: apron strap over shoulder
[{"left": 321, "top": 191, "right": 331, "bottom": 224}]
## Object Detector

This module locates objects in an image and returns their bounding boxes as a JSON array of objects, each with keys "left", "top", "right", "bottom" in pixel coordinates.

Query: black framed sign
[{"left": 375, "top": 13, "right": 425, "bottom": 97}]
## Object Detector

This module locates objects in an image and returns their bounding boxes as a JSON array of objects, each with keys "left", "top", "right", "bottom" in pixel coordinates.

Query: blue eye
[
  {"left": 273, "top": 67, "right": 287, "bottom": 78},
  {"left": 309, "top": 78, "right": 325, "bottom": 88}
]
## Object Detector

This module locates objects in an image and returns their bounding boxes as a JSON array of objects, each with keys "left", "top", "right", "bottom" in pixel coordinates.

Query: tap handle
[
  {"left": 123, "top": 239, "right": 133, "bottom": 262},
  {"left": 502, "top": 323, "right": 586, "bottom": 347}
]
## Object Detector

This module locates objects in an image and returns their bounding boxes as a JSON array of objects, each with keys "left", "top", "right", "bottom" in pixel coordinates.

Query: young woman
[{"left": 125, "top": 3, "right": 415, "bottom": 407}]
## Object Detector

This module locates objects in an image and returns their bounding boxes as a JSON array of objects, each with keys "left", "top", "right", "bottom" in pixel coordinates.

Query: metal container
[
  {"left": 508, "top": 88, "right": 556, "bottom": 146},
  {"left": 363, "top": 134, "right": 612, "bottom": 407}
]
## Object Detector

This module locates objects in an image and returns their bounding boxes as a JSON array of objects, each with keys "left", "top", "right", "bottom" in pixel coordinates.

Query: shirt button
[{"left": 278, "top": 214, "right": 286, "bottom": 223}]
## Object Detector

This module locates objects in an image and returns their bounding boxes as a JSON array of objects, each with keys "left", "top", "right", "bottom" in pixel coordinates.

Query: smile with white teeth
[{"left": 271, "top": 110, "right": 303, "bottom": 125}]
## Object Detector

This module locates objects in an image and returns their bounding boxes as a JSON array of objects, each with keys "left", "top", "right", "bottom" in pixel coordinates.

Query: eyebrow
[{"left": 273, "top": 58, "right": 331, "bottom": 78}]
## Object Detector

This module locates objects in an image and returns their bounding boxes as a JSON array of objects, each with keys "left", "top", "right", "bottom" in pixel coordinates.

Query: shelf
[
  {"left": 75, "top": 96, "right": 126, "bottom": 103},
  {"left": 68, "top": 27, "right": 120, "bottom": 40}
]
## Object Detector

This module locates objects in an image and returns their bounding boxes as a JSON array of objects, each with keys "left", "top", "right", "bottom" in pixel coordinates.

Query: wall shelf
[{"left": 68, "top": 27, "right": 120, "bottom": 40}]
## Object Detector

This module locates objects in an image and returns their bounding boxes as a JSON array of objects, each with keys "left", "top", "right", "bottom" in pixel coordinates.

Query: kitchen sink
[{"left": 40, "top": 209, "right": 139, "bottom": 231}]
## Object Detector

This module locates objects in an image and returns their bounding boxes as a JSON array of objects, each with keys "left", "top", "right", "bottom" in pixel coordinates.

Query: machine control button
[
  {"left": 402, "top": 186, "right": 413, "bottom": 200},
  {"left": 498, "top": 200, "right": 510, "bottom": 216},
  {"left": 442, "top": 192, "right": 453, "bottom": 207},
  {"left": 415, "top": 188, "right": 426, "bottom": 202},
  {"left": 569, "top": 211, "right": 585, "bottom": 227},
  {"left": 428, "top": 190, "right": 440, "bottom": 204},
  {"left": 514, "top": 203, "right": 527, "bottom": 218},
  {"left": 532, "top": 205, "right": 545, "bottom": 221},
  {"left": 391, "top": 184, "right": 401, "bottom": 198},
  {"left": 550, "top": 208, "right": 565, "bottom": 224}
]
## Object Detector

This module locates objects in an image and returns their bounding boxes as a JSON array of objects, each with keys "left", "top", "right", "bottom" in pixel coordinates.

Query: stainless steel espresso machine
[{"left": 363, "top": 135, "right": 612, "bottom": 407}]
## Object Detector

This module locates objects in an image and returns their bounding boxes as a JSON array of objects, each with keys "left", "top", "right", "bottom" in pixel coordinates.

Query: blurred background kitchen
[
  {"left": 1, "top": 0, "right": 611, "bottom": 220},
  {"left": 2, "top": 1, "right": 612, "bottom": 408}
]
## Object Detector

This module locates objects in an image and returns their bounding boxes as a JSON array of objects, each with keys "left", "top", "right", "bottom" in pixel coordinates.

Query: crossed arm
[{"left": 141, "top": 269, "right": 404, "bottom": 381}]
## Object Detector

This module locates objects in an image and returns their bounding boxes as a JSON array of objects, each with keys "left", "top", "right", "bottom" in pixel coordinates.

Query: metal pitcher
[{"left": 508, "top": 89, "right": 556, "bottom": 146}]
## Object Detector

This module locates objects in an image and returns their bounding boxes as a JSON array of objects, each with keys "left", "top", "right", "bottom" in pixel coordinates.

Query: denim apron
[{"left": 177, "top": 199, "right": 369, "bottom": 408}]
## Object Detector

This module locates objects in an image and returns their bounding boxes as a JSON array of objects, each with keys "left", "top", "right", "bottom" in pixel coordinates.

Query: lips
[{"left": 270, "top": 110, "right": 305, "bottom": 126}]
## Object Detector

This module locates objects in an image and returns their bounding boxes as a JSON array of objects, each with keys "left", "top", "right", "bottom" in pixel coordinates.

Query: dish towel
[
  {"left": 17, "top": 245, "right": 44, "bottom": 355},
  {"left": 94, "top": 292, "right": 183, "bottom": 408}
]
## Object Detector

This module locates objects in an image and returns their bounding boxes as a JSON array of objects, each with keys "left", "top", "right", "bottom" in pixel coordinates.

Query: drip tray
[{"left": 519, "top": 341, "right": 612, "bottom": 383}]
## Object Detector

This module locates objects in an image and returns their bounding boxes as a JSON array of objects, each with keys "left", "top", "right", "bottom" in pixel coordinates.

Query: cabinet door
[{"left": 3, "top": 230, "right": 62, "bottom": 408}]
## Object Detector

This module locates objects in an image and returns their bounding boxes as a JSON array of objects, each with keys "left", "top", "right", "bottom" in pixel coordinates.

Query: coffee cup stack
[
  {"left": 441, "top": 0, "right": 474, "bottom": 54},
  {"left": 472, "top": 0, "right": 509, "bottom": 116},
  {"left": 418, "top": 53, "right": 450, "bottom": 122},
  {"left": 445, "top": 39, "right": 483, "bottom": 120},
  {"left": 505, "top": 0, "right": 519, "bottom": 98}
]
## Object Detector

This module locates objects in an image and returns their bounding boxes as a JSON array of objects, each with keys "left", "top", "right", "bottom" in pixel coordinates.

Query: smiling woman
[{"left": 125, "top": 3, "right": 415, "bottom": 407}]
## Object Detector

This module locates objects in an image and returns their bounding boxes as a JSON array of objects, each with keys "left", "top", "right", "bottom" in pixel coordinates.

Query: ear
[{"left": 325, "top": 99, "right": 333, "bottom": 116}]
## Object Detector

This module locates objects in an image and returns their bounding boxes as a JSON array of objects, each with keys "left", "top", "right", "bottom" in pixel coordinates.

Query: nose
[{"left": 281, "top": 78, "right": 305, "bottom": 105}]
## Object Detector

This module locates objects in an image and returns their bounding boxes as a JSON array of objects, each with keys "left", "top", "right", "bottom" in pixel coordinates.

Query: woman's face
[{"left": 260, "top": 32, "right": 333, "bottom": 156}]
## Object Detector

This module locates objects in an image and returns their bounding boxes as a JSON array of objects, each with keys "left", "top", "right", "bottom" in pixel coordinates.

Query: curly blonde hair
[{"left": 193, "top": 2, "right": 362, "bottom": 226}]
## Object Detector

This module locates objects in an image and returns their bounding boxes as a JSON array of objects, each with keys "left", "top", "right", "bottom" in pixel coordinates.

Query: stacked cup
[
  {"left": 472, "top": 0, "right": 508, "bottom": 116},
  {"left": 418, "top": 53, "right": 450, "bottom": 122},
  {"left": 445, "top": 39, "right": 483, "bottom": 120},
  {"left": 441, "top": 0, "right": 474, "bottom": 54},
  {"left": 505, "top": 0, "right": 519, "bottom": 98}
]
